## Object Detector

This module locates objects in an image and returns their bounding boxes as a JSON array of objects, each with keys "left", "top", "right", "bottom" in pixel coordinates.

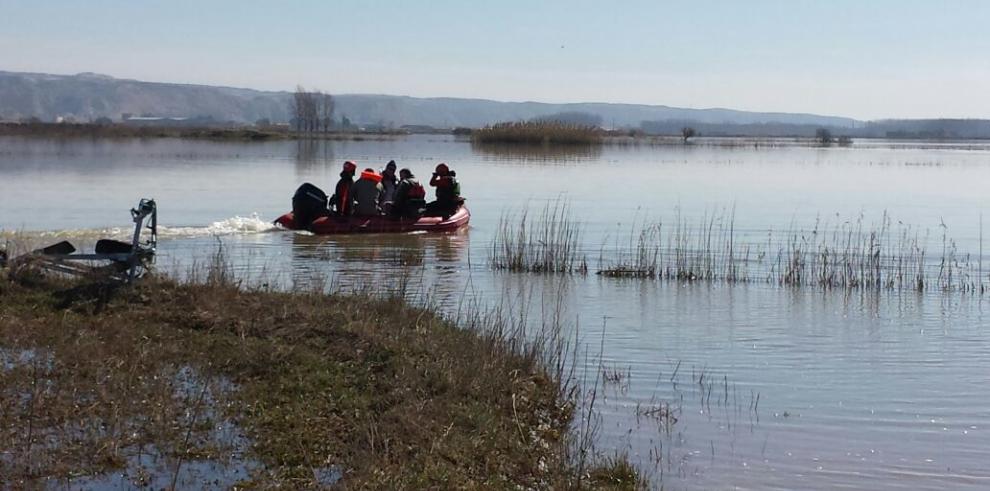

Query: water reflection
[
  {"left": 471, "top": 141, "right": 602, "bottom": 163},
  {"left": 293, "top": 139, "right": 335, "bottom": 173},
  {"left": 286, "top": 230, "right": 471, "bottom": 304}
]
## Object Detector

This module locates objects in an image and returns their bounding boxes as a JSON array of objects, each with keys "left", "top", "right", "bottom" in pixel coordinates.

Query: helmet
[
  {"left": 435, "top": 163, "right": 450, "bottom": 176},
  {"left": 342, "top": 161, "right": 357, "bottom": 173}
]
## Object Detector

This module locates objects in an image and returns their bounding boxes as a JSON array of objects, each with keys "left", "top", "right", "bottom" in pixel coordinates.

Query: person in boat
[
  {"left": 391, "top": 168, "right": 427, "bottom": 218},
  {"left": 380, "top": 160, "right": 398, "bottom": 209},
  {"left": 425, "top": 163, "right": 462, "bottom": 216},
  {"left": 329, "top": 161, "right": 357, "bottom": 216},
  {"left": 382, "top": 160, "right": 399, "bottom": 203},
  {"left": 352, "top": 168, "right": 384, "bottom": 216}
]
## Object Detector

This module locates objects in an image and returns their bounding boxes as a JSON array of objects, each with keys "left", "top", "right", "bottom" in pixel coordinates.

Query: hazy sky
[{"left": 2, "top": 0, "right": 988, "bottom": 120}]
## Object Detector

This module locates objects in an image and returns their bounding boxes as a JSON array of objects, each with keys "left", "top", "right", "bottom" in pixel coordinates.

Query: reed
[
  {"left": 598, "top": 222, "right": 662, "bottom": 279},
  {"left": 596, "top": 209, "right": 988, "bottom": 293},
  {"left": 490, "top": 200, "right": 588, "bottom": 274},
  {"left": 472, "top": 121, "right": 603, "bottom": 146}
]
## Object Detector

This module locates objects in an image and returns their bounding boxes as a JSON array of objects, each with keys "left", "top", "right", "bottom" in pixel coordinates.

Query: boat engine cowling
[{"left": 292, "top": 182, "right": 330, "bottom": 227}]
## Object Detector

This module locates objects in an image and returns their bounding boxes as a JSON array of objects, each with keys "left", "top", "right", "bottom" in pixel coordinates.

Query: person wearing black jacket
[
  {"left": 391, "top": 168, "right": 427, "bottom": 218},
  {"left": 425, "top": 163, "right": 461, "bottom": 216},
  {"left": 329, "top": 160, "right": 357, "bottom": 216}
]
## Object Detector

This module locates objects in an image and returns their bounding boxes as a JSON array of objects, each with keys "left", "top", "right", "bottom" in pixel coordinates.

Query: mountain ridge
[{"left": 0, "top": 70, "right": 859, "bottom": 129}]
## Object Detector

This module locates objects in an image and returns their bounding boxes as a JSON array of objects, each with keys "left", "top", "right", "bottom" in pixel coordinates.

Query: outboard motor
[{"left": 292, "top": 182, "right": 330, "bottom": 227}]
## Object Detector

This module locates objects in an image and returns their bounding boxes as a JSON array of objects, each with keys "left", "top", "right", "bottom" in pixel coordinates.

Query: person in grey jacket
[
  {"left": 351, "top": 168, "right": 384, "bottom": 216},
  {"left": 380, "top": 160, "right": 398, "bottom": 208}
]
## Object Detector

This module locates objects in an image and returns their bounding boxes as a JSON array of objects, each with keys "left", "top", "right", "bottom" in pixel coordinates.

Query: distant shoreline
[
  {"left": 0, "top": 122, "right": 406, "bottom": 142},
  {"left": 2, "top": 122, "right": 989, "bottom": 146}
]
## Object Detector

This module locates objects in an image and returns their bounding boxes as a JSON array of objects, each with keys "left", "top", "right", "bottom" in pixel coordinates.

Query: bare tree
[
  {"left": 290, "top": 86, "right": 326, "bottom": 133},
  {"left": 681, "top": 126, "right": 696, "bottom": 143},
  {"left": 319, "top": 92, "right": 335, "bottom": 132},
  {"left": 290, "top": 86, "right": 307, "bottom": 132},
  {"left": 815, "top": 128, "right": 833, "bottom": 145}
]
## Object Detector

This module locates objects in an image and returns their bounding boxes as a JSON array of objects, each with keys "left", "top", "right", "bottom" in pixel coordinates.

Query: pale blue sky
[{"left": 1, "top": 0, "right": 988, "bottom": 119}]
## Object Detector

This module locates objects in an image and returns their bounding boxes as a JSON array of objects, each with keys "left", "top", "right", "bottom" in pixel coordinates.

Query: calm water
[{"left": 2, "top": 135, "right": 990, "bottom": 489}]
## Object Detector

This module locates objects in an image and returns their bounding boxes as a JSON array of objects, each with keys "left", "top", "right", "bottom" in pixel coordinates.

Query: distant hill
[
  {"left": 0, "top": 70, "right": 859, "bottom": 129},
  {"left": 0, "top": 71, "right": 287, "bottom": 124}
]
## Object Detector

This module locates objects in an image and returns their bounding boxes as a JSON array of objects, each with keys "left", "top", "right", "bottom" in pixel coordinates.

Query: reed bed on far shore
[
  {"left": 472, "top": 121, "right": 604, "bottom": 146},
  {"left": 491, "top": 201, "right": 588, "bottom": 274},
  {"left": 599, "top": 210, "right": 987, "bottom": 294}
]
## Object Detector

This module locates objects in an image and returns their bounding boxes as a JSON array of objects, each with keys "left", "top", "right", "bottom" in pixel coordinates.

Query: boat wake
[
  {"left": 159, "top": 214, "right": 278, "bottom": 237},
  {"left": 1, "top": 213, "right": 278, "bottom": 244}
]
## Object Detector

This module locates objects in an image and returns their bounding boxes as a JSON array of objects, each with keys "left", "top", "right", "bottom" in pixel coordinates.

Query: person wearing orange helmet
[
  {"left": 329, "top": 160, "right": 357, "bottom": 216},
  {"left": 425, "top": 162, "right": 461, "bottom": 216}
]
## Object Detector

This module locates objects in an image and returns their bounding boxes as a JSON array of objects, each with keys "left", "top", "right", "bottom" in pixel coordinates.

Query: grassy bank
[
  {"left": 0, "top": 267, "right": 642, "bottom": 489},
  {"left": 0, "top": 122, "right": 403, "bottom": 142}
]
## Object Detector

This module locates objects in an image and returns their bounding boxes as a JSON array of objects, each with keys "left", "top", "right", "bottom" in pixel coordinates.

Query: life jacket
[
  {"left": 435, "top": 176, "right": 460, "bottom": 203},
  {"left": 360, "top": 170, "right": 382, "bottom": 183},
  {"left": 408, "top": 181, "right": 426, "bottom": 199}
]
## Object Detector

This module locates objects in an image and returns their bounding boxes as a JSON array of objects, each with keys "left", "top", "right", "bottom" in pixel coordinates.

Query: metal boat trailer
[{"left": 8, "top": 199, "right": 158, "bottom": 282}]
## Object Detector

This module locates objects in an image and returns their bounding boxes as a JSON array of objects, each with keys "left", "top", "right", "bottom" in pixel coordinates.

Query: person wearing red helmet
[
  {"left": 426, "top": 162, "right": 461, "bottom": 216},
  {"left": 329, "top": 161, "right": 357, "bottom": 216}
]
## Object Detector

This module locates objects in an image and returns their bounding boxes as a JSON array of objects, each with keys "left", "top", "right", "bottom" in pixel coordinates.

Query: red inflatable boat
[{"left": 274, "top": 206, "right": 470, "bottom": 234}]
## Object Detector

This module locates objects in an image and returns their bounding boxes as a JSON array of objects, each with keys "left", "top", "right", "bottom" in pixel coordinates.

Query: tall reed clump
[
  {"left": 491, "top": 201, "right": 588, "bottom": 274},
  {"left": 472, "top": 121, "right": 603, "bottom": 145},
  {"left": 596, "top": 210, "right": 987, "bottom": 294},
  {"left": 598, "top": 223, "right": 662, "bottom": 279}
]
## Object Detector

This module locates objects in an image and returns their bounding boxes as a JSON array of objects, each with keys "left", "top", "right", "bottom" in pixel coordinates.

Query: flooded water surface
[{"left": 2, "top": 135, "right": 990, "bottom": 489}]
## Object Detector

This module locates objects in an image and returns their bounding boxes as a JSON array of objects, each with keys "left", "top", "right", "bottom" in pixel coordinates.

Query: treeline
[
  {"left": 861, "top": 119, "right": 990, "bottom": 139},
  {"left": 639, "top": 120, "right": 854, "bottom": 138},
  {"left": 639, "top": 118, "right": 990, "bottom": 139},
  {"left": 530, "top": 113, "right": 990, "bottom": 140},
  {"left": 289, "top": 86, "right": 335, "bottom": 132}
]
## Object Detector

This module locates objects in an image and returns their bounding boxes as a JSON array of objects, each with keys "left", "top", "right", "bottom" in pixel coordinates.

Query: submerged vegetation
[
  {"left": 599, "top": 209, "right": 988, "bottom": 293},
  {"left": 490, "top": 203, "right": 988, "bottom": 294},
  {"left": 472, "top": 121, "right": 604, "bottom": 146},
  {"left": 491, "top": 201, "right": 589, "bottom": 274},
  {"left": 0, "top": 263, "right": 644, "bottom": 488}
]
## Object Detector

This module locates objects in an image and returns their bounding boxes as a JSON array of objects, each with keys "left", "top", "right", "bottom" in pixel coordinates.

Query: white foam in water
[
  {"left": 1, "top": 214, "right": 279, "bottom": 245},
  {"left": 159, "top": 213, "right": 278, "bottom": 237}
]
